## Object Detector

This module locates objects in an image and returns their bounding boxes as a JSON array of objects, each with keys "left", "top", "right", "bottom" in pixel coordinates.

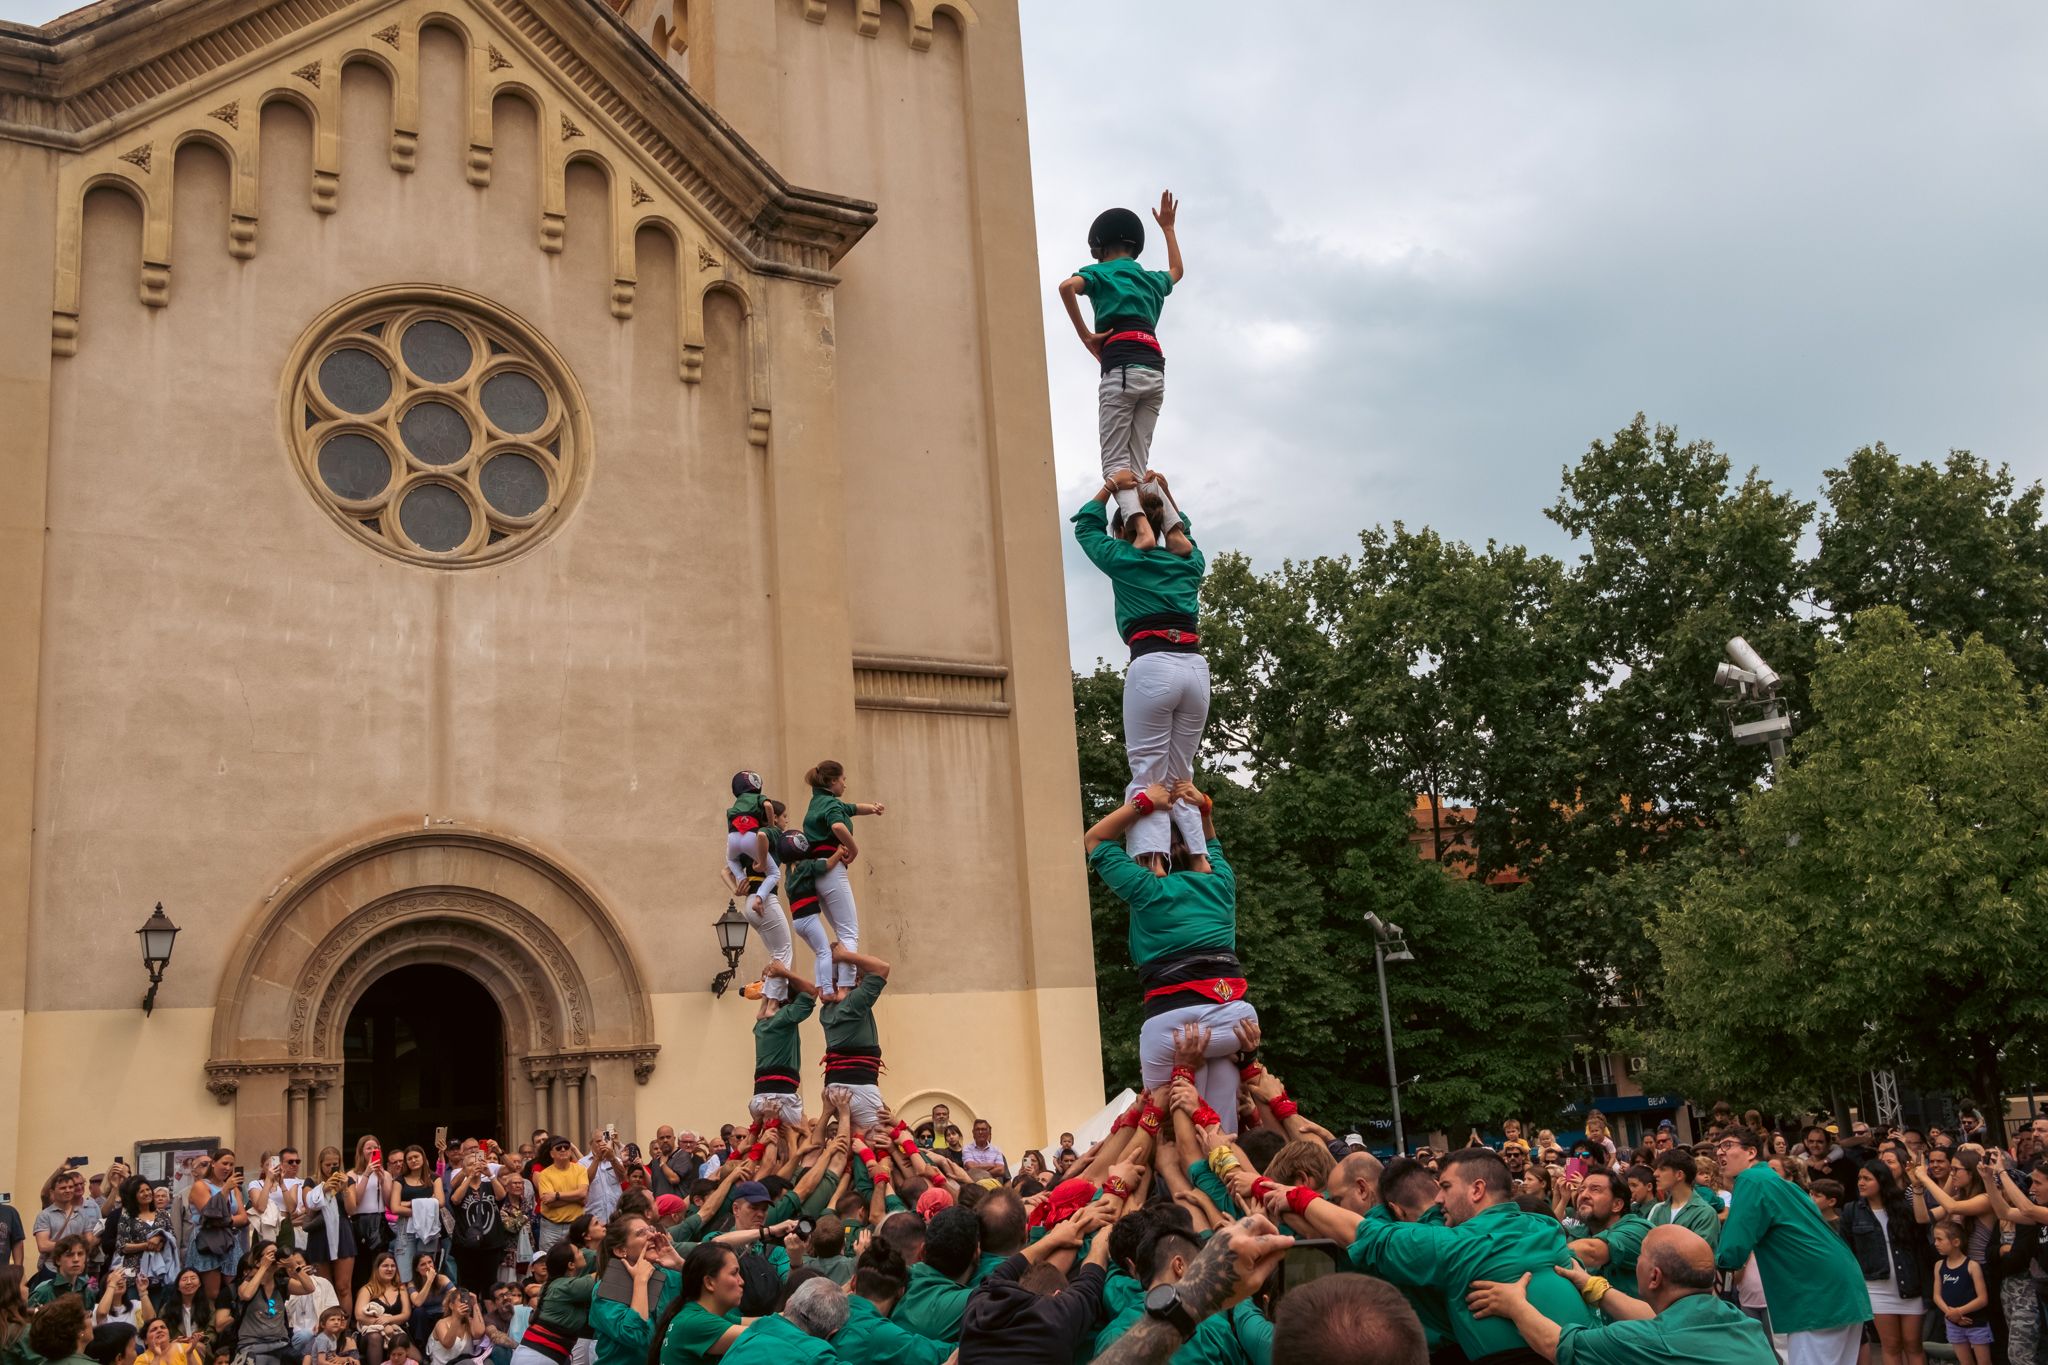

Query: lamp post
[
  {"left": 138, "top": 902, "right": 181, "bottom": 1016},
  {"left": 1364, "top": 911, "right": 1415, "bottom": 1154},
  {"left": 711, "top": 901, "right": 749, "bottom": 997}
]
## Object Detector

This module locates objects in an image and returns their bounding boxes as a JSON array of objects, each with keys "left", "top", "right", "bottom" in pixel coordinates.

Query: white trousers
[
  {"left": 829, "top": 1083, "right": 883, "bottom": 1132},
  {"left": 1785, "top": 1325, "right": 1863, "bottom": 1365},
  {"left": 726, "top": 830, "right": 775, "bottom": 888},
  {"left": 1138, "top": 998, "right": 1258, "bottom": 1136},
  {"left": 816, "top": 862, "right": 859, "bottom": 988},
  {"left": 790, "top": 912, "right": 834, "bottom": 992},
  {"left": 740, "top": 893, "right": 793, "bottom": 1001},
  {"left": 1099, "top": 366, "right": 1165, "bottom": 524},
  {"left": 1123, "top": 651, "right": 1210, "bottom": 857},
  {"left": 748, "top": 1092, "right": 805, "bottom": 1126}
]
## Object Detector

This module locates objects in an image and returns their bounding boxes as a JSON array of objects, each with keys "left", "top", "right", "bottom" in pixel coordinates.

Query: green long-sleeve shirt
[
  {"left": 1071, "top": 498, "right": 1205, "bottom": 639},
  {"left": 1093, "top": 1297, "right": 1271, "bottom": 1364},
  {"left": 820, "top": 973, "right": 887, "bottom": 1059},
  {"left": 831, "top": 1292, "right": 950, "bottom": 1364},
  {"left": 754, "top": 991, "right": 816, "bottom": 1076},
  {"left": 591, "top": 1269, "right": 682, "bottom": 1365},
  {"left": 1649, "top": 1184, "right": 1722, "bottom": 1251},
  {"left": 1582, "top": 1213, "right": 1652, "bottom": 1303},
  {"left": 721, "top": 1310, "right": 837, "bottom": 1364},
  {"left": 1556, "top": 1288, "right": 1778, "bottom": 1365},
  {"left": 1088, "top": 839, "right": 1236, "bottom": 967},
  {"left": 1347, "top": 1201, "right": 1597, "bottom": 1359},
  {"left": 888, "top": 1252, "right": 1004, "bottom": 1345},
  {"left": 1714, "top": 1165, "right": 1870, "bottom": 1335},
  {"left": 802, "top": 789, "right": 857, "bottom": 848},
  {"left": 656, "top": 1302, "right": 740, "bottom": 1365}
]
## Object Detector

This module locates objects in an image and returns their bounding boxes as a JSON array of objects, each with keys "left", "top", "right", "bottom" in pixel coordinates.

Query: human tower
[{"left": 715, "top": 191, "right": 1253, "bottom": 1143}]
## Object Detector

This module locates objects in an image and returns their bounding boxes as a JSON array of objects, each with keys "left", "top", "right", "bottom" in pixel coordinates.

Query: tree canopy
[{"left": 1072, "top": 415, "right": 2048, "bottom": 1131}]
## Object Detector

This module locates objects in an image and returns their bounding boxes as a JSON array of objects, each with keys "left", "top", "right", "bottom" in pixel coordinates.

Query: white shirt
[
  {"left": 288, "top": 1274, "right": 341, "bottom": 1336},
  {"left": 961, "top": 1143, "right": 1007, "bottom": 1170},
  {"left": 581, "top": 1156, "right": 622, "bottom": 1222}
]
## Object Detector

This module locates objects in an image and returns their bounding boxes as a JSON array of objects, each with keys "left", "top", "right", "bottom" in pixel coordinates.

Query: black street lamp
[
  {"left": 138, "top": 902, "right": 181, "bottom": 1016},
  {"left": 711, "top": 901, "right": 749, "bottom": 997},
  {"left": 1364, "top": 910, "right": 1414, "bottom": 1154}
]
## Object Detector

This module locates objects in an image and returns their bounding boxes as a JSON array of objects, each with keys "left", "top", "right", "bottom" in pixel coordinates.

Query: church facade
[{"left": 0, "top": 0, "right": 1099, "bottom": 1195}]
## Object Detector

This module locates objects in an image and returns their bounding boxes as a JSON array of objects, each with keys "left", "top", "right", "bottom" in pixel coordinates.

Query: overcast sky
[
  {"left": 1024, "top": 2, "right": 2048, "bottom": 667},
  {"left": 9, "top": 0, "right": 2043, "bottom": 669}
]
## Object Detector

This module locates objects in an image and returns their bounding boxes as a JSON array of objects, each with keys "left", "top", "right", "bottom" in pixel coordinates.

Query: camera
[{"left": 796, "top": 1219, "right": 814, "bottom": 1239}]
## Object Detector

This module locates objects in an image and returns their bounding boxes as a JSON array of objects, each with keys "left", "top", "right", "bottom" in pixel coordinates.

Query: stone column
[
  {"left": 530, "top": 1070, "right": 554, "bottom": 1134},
  {"left": 548, "top": 1072, "right": 566, "bottom": 1136},
  {"left": 286, "top": 1082, "right": 310, "bottom": 1152},
  {"left": 307, "top": 1080, "right": 332, "bottom": 1154},
  {"left": 564, "top": 1067, "right": 588, "bottom": 1143}
]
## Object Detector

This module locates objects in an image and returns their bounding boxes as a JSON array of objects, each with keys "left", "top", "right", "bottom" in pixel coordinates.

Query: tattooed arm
[{"left": 1093, "top": 1215, "right": 1294, "bottom": 1365}]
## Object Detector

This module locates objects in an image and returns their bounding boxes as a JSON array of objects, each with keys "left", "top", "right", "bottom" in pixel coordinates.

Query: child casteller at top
[{"left": 1058, "top": 191, "right": 1187, "bottom": 534}]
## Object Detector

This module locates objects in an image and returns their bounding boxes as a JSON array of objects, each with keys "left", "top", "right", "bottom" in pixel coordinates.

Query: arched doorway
[
  {"left": 343, "top": 965, "right": 506, "bottom": 1151},
  {"left": 204, "top": 826, "right": 660, "bottom": 1159}
]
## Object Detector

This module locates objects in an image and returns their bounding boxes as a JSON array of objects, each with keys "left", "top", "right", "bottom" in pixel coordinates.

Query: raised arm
[{"left": 1152, "top": 192, "right": 1183, "bottom": 284}]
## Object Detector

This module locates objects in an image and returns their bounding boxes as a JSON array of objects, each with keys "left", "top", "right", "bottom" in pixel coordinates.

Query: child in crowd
[
  {"left": 1933, "top": 1218, "right": 1992, "bottom": 1364},
  {"left": 307, "top": 1306, "right": 360, "bottom": 1365},
  {"left": 1058, "top": 192, "right": 1185, "bottom": 534},
  {"left": 722, "top": 771, "right": 774, "bottom": 911}
]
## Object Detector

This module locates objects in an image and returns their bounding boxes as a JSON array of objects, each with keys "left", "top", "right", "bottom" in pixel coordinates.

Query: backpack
[{"left": 735, "top": 1245, "right": 781, "bottom": 1317}]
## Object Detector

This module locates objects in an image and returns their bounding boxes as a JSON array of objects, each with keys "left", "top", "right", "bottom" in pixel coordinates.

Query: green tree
[
  {"left": 1537, "top": 414, "right": 1816, "bottom": 1037},
  {"left": 1635, "top": 609, "right": 2048, "bottom": 1131},
  {"left": 1809, "top": 445, "right": 2048, "bottom": 688}
]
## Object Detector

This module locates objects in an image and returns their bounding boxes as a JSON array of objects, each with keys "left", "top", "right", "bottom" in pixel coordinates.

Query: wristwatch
[{"left": 1144, "top": 1283, "right": 1197, "bottom": 1339}]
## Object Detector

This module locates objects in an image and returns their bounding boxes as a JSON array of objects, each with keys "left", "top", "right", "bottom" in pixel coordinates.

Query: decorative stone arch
[{"left": 206, "top": 825, "right": 658, "bottom": 1156}]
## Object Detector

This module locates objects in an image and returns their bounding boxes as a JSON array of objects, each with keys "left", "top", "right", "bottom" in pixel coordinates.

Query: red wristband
[
  {"left": 1102, "top": 1175, "right": 1132, "bottom": 1199},
  {"left": 856, "top": 1143, "right": 877, "bottom": 1165},
  {"left": 1171, "top": 1065, "right": 1196, "bottom": 1082},
  {"left": 1249, "top": 1177, "right": 1277, "bottom": 1203},
  {"left": 1286, "top": 1185, "right": 1319, "bottom": 1217},
  {"left": 745, "top": 1143, "right": 765, "bottom": 1162},
  {"left": 1111, "top": 1107, "right": 1137, "bottom": 1133},
  {"left": 1133, "top": 790, "right": 1155, "bottom": 816},
  {"left": 1138, "top": 1106, "right": 1163, "bottom": 1135},
  {"left": 898, "top": 1140, "right": 918, "bottom": 1160},
  {"left": 1269, "top": 1092, "right": 1299, "bottom": 1118},
  {"left": 1238, "top": 1062, "right": 1263, "bottom": 1083},
  {"left": 1192, "top": 1104, "right": 1222, "bottom": 1128}
]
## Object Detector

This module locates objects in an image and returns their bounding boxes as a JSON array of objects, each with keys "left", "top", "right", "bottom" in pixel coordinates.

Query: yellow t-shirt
[{"left": 536, "top": 1163, "right": 588, "bottom": 1223}]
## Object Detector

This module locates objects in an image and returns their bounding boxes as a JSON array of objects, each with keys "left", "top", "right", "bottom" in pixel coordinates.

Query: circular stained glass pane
[
  {"left": 316, "top": 432, "right": 391, "bottom": 500},
  {"left": 400, "top": 318, "right": 474, "bottom": 384},
  {"left": 398, "top": 401, "right": 473, "bottom": 466},
  {"left": 480, "top": 452, "right": 550, "bottom": 518},
  {"left": 480, "top": 371, "right": 550, "bottom": 434},
  {"left": 398, "top": 482, "right": 473, "bottom": 553},
  {"left": 317, "top": 347, "right": 392, "bottom": 414}
]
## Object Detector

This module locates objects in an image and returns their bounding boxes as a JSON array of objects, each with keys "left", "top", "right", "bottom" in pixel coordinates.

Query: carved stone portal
[{"left": 205, "top": 825, "right": 657, "bottom": 1152}]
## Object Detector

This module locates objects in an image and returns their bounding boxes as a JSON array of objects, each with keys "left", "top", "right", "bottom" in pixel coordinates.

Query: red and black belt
[
  {"left": 1105, "top": 329, "right": 1162, "bottom": 353},
  {"left": 1144, "top": 977, "right": 1247, "bottom": 1006},
  {"left": 753, "top": 1070, "right": 800, "bottom": 1095},
  {"left": 789, "top": 893, "right": 821, "bottom": 918},
  {"left": 1128, "top": 627, "right": 1199, "bottom": 645},
  {"left": 822, "top": 1048, "right": 883, "bottom": 1083}
]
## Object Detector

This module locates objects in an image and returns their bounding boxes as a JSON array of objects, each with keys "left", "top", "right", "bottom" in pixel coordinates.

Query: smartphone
[
  {"left": 67, "top": 1155, "right": 90, "bottom": 1168},
  {"left": 603, "top": 1124, "right": 618, "bottom": 1145},
  {"left": 1565, "top": 1157, "right": 1588, "bottom": 1180},
  {"left": 435, "top": 1127, "right": 448, "bottom": 1149},
  {"left": 1264, "top": 1238, "right": 1347, "bottom": 1304}
]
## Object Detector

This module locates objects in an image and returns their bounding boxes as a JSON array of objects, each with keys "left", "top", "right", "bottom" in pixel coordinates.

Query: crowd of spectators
[{"left": 9, "top": 1076, "right": 2046, "bottom": 1365}]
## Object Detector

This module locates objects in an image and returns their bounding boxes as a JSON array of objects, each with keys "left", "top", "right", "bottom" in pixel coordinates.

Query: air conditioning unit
[{"left": 1627, "top": 1056, "right": 1648, "bottom": 1074}]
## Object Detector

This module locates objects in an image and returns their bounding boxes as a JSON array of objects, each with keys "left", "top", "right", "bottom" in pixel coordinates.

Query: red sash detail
[
  {"left": 1142, "top": 977, "right": 1247, "bottom": 1005},
  {"left": 1106, "top": 330, "right": 1162, "bottom": 352}
]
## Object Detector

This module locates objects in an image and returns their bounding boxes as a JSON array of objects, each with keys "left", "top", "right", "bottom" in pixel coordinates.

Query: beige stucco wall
[{"left": 0, "top": 0, "right": 1100, "bottom": 1201}]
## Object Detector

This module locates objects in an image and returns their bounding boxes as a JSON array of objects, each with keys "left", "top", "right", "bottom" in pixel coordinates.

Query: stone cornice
[{"left": 0, "top": 0, "right": 875, "bottom": 275}]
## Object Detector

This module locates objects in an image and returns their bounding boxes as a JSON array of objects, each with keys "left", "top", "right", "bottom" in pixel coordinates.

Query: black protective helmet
[
  {"left": 1088, "top": 207, "right": 1145, "bottom": 258},
  {"left": 781, "top": 832, "right": 810, "bottom": 856},
  {"left": 731, "top": 770, "right": 762, "bottom": 798}
]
